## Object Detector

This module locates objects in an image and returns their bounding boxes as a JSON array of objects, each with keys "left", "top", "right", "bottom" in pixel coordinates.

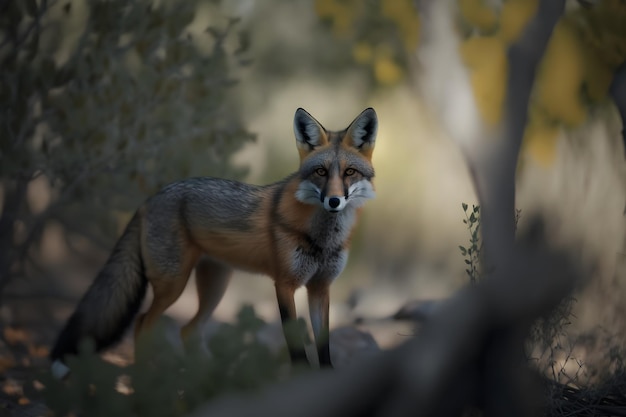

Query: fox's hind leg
[
  {"left": 134, "top": 245, "right": 201, "bottom": 344},
  {"left": 180, "top": 256, "right": 232, "bottom": 342}
]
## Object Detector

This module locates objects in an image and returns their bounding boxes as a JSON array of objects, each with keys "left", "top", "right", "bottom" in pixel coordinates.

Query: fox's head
[{"left": 293, "top": 108, "right": 377, "bottom": 213}]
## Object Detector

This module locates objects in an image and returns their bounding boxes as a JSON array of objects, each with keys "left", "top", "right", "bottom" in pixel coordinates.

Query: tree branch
[
  {"left": 609, "top": 61, "right": 626, "bottom": 155},
  {"left": 479, "top": 0, "right": 565, "bottom": 266}
]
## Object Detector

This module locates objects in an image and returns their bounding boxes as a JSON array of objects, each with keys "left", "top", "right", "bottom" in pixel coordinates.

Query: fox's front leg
[
  {"left": 275, "top": 282, "right": 308, "bottom": 364},
  {"left": 306, "top": 280, "right": 332, "bottom": 367}
]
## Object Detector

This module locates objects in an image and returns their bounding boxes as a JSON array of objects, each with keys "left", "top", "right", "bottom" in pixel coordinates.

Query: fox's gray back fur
[{"left": 155, "top": 178, "right": 265, "bottom": 231}]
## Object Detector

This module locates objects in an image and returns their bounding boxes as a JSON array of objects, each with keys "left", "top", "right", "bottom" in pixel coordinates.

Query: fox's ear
[
  {"left": 294, "top": 108, "right": 328, "bottom": 156},
  {"left": 345, "top": 108, "right": 377, "bottom": 159}
]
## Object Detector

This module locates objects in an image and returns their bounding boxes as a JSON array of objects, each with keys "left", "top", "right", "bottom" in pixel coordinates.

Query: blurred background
[{"left": 1, "top": 0, "right": 626, "bottom": 373}]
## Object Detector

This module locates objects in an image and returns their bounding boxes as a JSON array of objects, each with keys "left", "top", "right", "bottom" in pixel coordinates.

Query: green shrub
[
  {"left": 42, "top": 306, "right": 290, "bottom": 417},
  {"left": 0, "top": 0, "right": 254, "bottom": 293},
  {"left": 459, "top": 203, "right": 482, "bottom": 284}
]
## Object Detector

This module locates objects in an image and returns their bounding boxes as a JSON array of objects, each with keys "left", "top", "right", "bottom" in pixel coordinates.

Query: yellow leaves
[
  {"left": 352, "top": 42, "right": 404, "bottom": 85},
  {"left": 374, "top": 56, "right": 404, "bottom": 85},
  {"left": 568, "top": 0, "right": 626, "bottom": 103},
  {"left": 314, "top": 0, "right": 338, "bottom": 18},
  {"left": 459, "top": 0, "right": 498, "bottom": 32},
  {"left": 315, "top": 0, "right": 419, "bottom": 86},
  {"left": 382, "top": 0, "right": 420, "bottom": 51},
  {"left": 458, "top": 0, "right": 537, "bottom": 128},
  {"left": 381, "top": 0, "right": 413, "bottom": 19},
  {"left": 315, "top": 0, "right": 363, "bottom": 37},
  {"left": 375, "top": 0, "right": 419, "bottom": 85},
  {"left": 457, "top": 0, "right": 587, "bottom": 166},
  {"left": 460, "top": 36, "right": 507, "bottom": 126},
  {"left": 398, "top": 14, "right": 421, "bottom": 52},
  {"left": 500, "top": 0, "right": 539, "bottom": 43},
  {"left": 584, "top": 58, "right": 614, "bottom": 102},
  {"left": 352, "top": 42, "right": 373, "bottom": 64},
  {"left": 574, "top": 0, "right": 626, "bottom": 69},
  {"left": 522, "top": 124, "right": 561, "bottom": 167},
  {"left": 536, "top": 22, "right": 587, "bottom": 127}
]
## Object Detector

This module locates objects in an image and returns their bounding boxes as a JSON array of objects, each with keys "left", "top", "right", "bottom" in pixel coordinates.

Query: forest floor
[{"left": 0, "top": 293, "right": 417, "bottom": 417}]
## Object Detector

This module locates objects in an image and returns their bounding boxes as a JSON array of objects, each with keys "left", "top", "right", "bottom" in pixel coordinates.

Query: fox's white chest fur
[{"left": 289, "top": 207, "right": 356, "bottom": 285}]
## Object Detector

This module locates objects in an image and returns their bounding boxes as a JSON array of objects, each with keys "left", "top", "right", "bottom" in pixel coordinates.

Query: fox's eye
[
  {"left": 345, "top": 168, "right": 356, "bottom": 176},
  {"left": 315, "top": 168, "right": 327, "bottom": 176}
]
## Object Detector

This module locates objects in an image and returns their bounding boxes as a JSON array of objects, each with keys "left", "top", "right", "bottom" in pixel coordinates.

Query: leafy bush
[
  {"left": 0, "top": 0, "right": 254, "bottom": 293},
  {"left": 459, "top": 202, "right": 482, "bottom": 284},
  {"left": 41, "top": 306, "right": 289, "bottom": 417}
]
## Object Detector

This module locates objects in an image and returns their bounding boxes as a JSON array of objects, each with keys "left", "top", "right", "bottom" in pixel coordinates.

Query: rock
[{"left": 392, "top": 299, "right": 443, "bottom": 322}]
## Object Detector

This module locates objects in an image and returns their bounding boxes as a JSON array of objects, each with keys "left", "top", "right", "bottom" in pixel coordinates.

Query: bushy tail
[{"left": 50, "top": 211, "right": 148, "bottom": 367}]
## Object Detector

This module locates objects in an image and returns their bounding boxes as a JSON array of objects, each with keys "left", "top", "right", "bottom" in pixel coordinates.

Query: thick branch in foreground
[{"left": 190, "top": 234, "right": 580, "bottom": 417}]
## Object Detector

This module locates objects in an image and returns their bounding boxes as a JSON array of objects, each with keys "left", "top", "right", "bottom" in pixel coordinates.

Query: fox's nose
[{"left": 328, "top": 197, "right": 341, "bottom": 209}]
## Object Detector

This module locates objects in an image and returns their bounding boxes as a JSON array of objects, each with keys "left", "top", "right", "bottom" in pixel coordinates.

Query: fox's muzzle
[
  {"left": 323, "top": 195, "right": 347, "bottom": 212},
  {"left": 328, "top": 197, "right": 340, "bottom": 209}
]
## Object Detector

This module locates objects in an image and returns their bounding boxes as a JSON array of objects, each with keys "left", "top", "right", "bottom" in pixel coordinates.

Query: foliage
[
  {"left": 314, "top": 0, "right": 626, "bottom": 164},
  {"left": 456, "top": 203, "right": 626, "bottom": 413},
  {"left": 314, "top": 0, "right": 419, "bottom": 86},
  {"left": 41, "top": 305, "right": 289, "bottom": 417},
  {"left": 459, "top": 203, "right": 482, "bottom": 284},
  {"left": 0, "top": 0, "right": 254, "bottom": 297},
  {"left": 528, "top": 297, "right": 626, "bottom": 416},
  {"left": 457, "top": 0, "right": 626, "bottom": 165},
  {"left": 527, "top": 295, "right": 577, "bottom": 380},
  {"left": 459, "top": 203, "right": 523, "bottom": 283}
]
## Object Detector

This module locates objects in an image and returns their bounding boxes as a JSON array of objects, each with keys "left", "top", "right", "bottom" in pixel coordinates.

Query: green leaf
[
  {"left": 462, "top": 202, "right": 468, "bottom": 211},
  {"left": 459, "top": 246, "right": 467, "bottom": 255}
]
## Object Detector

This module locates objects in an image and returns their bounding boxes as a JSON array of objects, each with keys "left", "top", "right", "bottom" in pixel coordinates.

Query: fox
[{"left": 50, "top": 107, "right": 378, "bottom": 378}]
